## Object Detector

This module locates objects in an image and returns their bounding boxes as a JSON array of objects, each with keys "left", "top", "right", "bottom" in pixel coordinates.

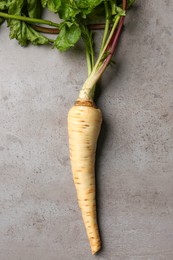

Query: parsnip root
[{"left": 68, "top": 102, "right": 102, "bottom": 254}]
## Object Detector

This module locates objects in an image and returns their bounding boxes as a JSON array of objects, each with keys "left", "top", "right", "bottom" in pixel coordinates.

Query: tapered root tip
[{"left": 91, "top": 242, "right": 101, "bottom": 255}]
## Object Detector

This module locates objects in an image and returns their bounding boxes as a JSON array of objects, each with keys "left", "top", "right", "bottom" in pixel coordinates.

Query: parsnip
[
  {"left": 67, "top": 1, "right": 127, "bottom": 252},
  {"left": 68, "top": 102, "right": 102, "bottom": 254},
  {"left": 0, "top": 0, "right": 132, "bottom": 255}
]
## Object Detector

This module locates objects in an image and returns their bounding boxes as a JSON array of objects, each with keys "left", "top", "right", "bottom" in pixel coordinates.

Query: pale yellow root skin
[{"left": 68, "top": 105, "right": 102, "bottom": 255}]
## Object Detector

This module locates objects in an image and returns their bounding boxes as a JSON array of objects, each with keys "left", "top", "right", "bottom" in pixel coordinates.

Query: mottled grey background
[{"left": 0, "top": 1, "right": 173, "bottom": 259}]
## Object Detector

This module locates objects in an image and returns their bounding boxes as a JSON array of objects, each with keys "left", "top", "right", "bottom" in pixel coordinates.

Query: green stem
[
  {"left": 78, "top": 15, "right": 121, "bottom": 101},
  {"left": 99, "top": 1, "right": 110, "bottom": 53},
  {"left": 0, "top": 12, "right": 60, "bottom": 28},
  {"left": 82, "top": 26, "right": 95, "bottom": 76},
  {"left": 90, "top": 37, "right": 95, "bottom": 71},
  {"left": 92, "top": 15, "right": 120, "bottom": 75},
  {"left": 86, "top": 49, "right": 92, "bottom": 76},
  {"left": 111, "top": 0, "right": 116, "bottom": 15}
]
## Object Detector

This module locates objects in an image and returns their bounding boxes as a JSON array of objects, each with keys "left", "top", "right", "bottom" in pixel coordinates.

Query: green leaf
[
  {"left": 27, "top": 0, "right": 41, "bottom": 18},
  {"left": 8, "top": 0, "right": 25, "bottom": 41},
  {"left": 8, "top": 0, "right": 25, "bottom": 15},
  {"left": 41, "top": 0, "right": 104, "bottom": 18},
  {"left": 7, "top": 0, "right": 49, "bottom": 46},
  {"left": 26, "top": 24, "right": 49, "bottom": 45},
  {"left": 58, "top": 2, "right": 79, "bottom": 20},
  {"left": 10, "top": 21, "right": 49, "bottom": 46},
  {"left": 0, "top": 0, "right": 10, "bottom": 10},
  {"left": 58, "top": 0, "right": 104, "bottom": 20},
  {"left": 115, "top": 6, "right": 126, "bottom": 16},
  {"left": 54, "top": 22, "right": 81, "bottom": 51},
  {"left": 41, "top": 0, "right": 61, "bottom": 12},
  {"left": 76, "top": 0, "right": 103, "bottom": 12}
]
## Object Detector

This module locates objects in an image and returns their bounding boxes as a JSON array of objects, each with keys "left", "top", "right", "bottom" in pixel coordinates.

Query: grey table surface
[{"left": 0, "top": 1, "right": 173, "bottom": 260}]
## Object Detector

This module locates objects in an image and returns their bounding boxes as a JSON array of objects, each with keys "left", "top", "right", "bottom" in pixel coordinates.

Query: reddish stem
[
  {"left": 31, "top": 25, "right": 60, "bottom": 34},
  {"left": 88, "top": 23, "right": 105, "bottom": 30},
  {"left": 31, "top": 23, "right": 106, "bottom": 34},
  {"left": 98, "top": 0, "right": 127, "bottom": 75}
]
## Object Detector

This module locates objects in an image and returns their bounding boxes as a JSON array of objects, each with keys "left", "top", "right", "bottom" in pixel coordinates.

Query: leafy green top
[
  {"left": 0, "top": 0, "right": 135, "bottom": 101},
  {"left": 0, "top": 0, "right": 135, "bottom": 50}
]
